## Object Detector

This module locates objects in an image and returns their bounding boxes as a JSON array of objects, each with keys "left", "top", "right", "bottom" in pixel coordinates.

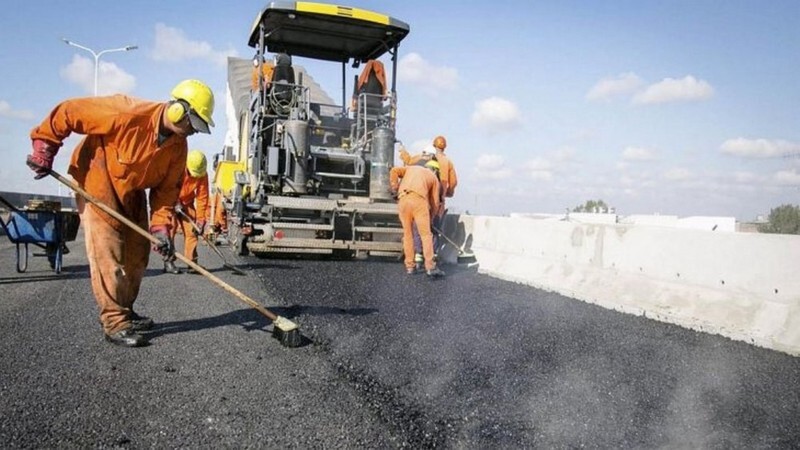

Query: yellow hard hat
[
  {"left": 425, "top": 159, "right": 440, "bottom": 172},
  {"left": 171, "top": 79, "right": 215, "bottom": 130},
  {"left": 187, "top": 150, "right": 207, "bottom": 177}
]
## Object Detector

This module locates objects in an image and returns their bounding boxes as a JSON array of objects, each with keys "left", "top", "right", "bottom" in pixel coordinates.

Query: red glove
[
  {"left": 27, "top": 139, "right": 61, "bottom": 179},
  {"left": 149, "top": 225, "right": 174, "bottom": 257},
  {"left": 195, "top": 220, "right": 206, "bottom": 236}
]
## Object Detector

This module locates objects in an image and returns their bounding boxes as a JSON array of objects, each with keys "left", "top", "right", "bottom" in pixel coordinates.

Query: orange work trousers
[
  {"left": 170, "top": 212, "right": 199, "bottom": 263},
  {"left": 398, "top": 194, "right": 435, "bottom": 271},
  {"left": 78, "top": 197, "right": 150, "bottom": 335}
]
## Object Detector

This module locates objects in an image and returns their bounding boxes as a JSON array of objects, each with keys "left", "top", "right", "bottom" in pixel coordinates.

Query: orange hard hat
[{"left": 433, "top": 135, "right": 447, "bottom": 150}]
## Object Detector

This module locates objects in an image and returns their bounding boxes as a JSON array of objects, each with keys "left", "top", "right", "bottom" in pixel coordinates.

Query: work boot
[
  {"left": 163, "top": 260, "right": 181, "bottom": 274},
  {"left": 104, "top": 328, "right": 148, "bottom": 348},
  {"left": 414, "top": 253, "right": 424, "bottom": 271},
  {"left": 186, "top": 262, "right": 205, "bottom": 274},
  {"left": 129, "top": 311, "right": 154, "bottom": 331},
  {"left": 426, "top": 267, "right": 445, "bottom": 278}
]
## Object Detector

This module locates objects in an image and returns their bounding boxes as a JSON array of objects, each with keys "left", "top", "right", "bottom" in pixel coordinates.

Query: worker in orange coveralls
[
  {"left": 399, "top": 135, "right": 458, "bottom": 267},
  {"left": 206, "top": 187, "right": 229, "bottom": 245},
  {"left": 165, "top": 150, "right": 209, "bottom": 275},
  {"left": 27, "top": 79, "right": 215, "bottom": 347},
  {"left": 390, "top": 159, "right": 445, "bottom": 278}
]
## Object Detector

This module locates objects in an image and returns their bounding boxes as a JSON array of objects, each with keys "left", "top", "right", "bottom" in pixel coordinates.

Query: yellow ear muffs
[{"left": 167, "top": 100, "right": 188, "bottom": 124}]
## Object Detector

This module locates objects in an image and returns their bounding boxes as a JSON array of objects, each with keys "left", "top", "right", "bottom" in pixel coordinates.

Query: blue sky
[{"left": 1, "top": 0, "right": 798, "bottom": 221}]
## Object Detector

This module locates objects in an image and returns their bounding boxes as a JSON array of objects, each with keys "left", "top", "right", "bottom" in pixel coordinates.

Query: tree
[
  {"left": 573, "top": 199, "right": 611, "bottom": 213},
  {"left": 759, "top": 204, "right": 800, "bottom": 234}
]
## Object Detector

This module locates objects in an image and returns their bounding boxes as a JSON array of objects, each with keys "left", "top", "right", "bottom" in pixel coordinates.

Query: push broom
[{"left": 44, "top": 167, "right": 302, "bottom": 348}]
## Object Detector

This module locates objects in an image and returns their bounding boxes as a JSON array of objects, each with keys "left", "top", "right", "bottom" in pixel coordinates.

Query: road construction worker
[
  {"left": 206, "top": 187, "right": 229, "bottom": 245},
  {"left": 399, "top": 135, "right": 458, "bottom": 199},
  {"left": 390, "top": 159, "right": 445, "bottom": 278},
  {"left": 251, "top": 55, "right": 274, "bottom": 92},
  {"left": 27, "top": 79, "right": 215, "bottom": 347},
  {"left": 165, "top": 150, "right": 209, "bottom": 274},
  {"left": 399, "top": 138, "right": 458, "bottom": 267}
]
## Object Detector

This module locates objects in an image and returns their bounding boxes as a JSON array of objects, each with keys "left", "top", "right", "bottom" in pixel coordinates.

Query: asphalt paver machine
[{"left": 216, "top": 2, "right": 410, "bottom": 258}]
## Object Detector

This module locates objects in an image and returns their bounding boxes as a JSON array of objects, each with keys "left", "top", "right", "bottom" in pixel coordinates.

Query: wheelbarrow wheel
[{"left": 15, "top": 243, "right": 28, "bottom": 273}]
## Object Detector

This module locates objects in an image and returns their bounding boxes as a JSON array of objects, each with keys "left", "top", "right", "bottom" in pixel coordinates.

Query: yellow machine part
[{"left": 213, "top": 160, "right": 247, "bottom": 198}]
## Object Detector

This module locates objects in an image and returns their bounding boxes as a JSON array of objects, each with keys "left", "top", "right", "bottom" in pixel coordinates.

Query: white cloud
[
  {"left": 474, "top": 153, "right": 513, "bottom": 180},
  {"left": 471, "top": 97, "right": 522, "bottom": 132},
  {"left": 151, "top": 23, "right": 237, "bottom": 67},
  {"left": 553, "top": 146, "right": 576, "bottom": 162},
  {"left": 398, "top": 52, "right": 458, "bottom": 92},
  {"left": 663, "top": 167, "right": 693, "bottom": 181},
  {"left": 585, "top": 72, "right": 643, "bottom": 101},
  {"left": 524, "top": 157, "right": 552, "bottom": 171},
  {"left": 774, "top": 169, "right": 800, "bottom": 185},
  {"left": 732, "top": 171, "right": 758, "bottom": 183},
  {"left": 622, "top": 146, "right": 657, "bottom": 161},
  {"left": 523, "top": 157, "right": 553, "bottom": 181},
  {"left": 60, "top": 54, "right": 136, "bottom": 95},
  {"left": 633, "top": 75, "right": 714, "bottom": 105},
  {"left": 0, "top": 100, "right": 34, "bottom": 120},
  {"left": 720, "top": 138, "right": 800, "bottom": 159}
]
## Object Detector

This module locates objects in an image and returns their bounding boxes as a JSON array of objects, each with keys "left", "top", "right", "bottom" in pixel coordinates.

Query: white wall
[{"left": 451, "top": 215, "right": 800, "bottom": 356}]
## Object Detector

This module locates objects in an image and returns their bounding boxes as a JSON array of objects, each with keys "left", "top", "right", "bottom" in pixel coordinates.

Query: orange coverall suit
[
  {"left": 207, "top": 190, "right": 228, "bottom": 235},
  {"left": 30, "top": 95, "right": 187, "bottom": 335},
  {"left": 171, "top": 171, "right": 209, "bottom": 263},
  {"left": 390, "top": 165, "right": 441, "bottom": 271},
  {"left": 399, "top": 149, "right": 458, "bottom": 251}
]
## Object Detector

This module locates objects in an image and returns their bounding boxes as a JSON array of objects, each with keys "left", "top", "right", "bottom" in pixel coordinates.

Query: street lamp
[{"left": 61, "top": 38, "right": 138, "bottom": 96}]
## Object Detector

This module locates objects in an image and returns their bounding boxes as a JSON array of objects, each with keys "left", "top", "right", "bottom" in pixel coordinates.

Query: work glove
[
  {"left": 149, "top": 225, "right": 174, "bottom": 258},
  {"left": 27, "top": 139, "right": 61, "bottom": 179},
  {"left": 194, "top": 220, "right": 206, "bottom": 236}
]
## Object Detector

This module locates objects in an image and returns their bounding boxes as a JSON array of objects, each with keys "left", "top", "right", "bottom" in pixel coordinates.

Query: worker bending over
[
  {"left": 27, "top": 79, "right": 215, "bottom": 347},
  {"left": 390, "top": 160, "right": 445, "bottom": 278},
  {"left": 165, "top": 150, "right": 209, "bottom": 274},
  {"left": 399, "top": 135, "right": 458, "bottom": 266}
]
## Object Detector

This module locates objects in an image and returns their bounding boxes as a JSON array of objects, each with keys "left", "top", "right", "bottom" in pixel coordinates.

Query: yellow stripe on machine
[{"left": 296, "top": 2, "right": 390, "bottom": 25}]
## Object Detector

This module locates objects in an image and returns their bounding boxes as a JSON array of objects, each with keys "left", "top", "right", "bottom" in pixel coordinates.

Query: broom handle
[
  {"left": 176, "top": 208, "right": 228, "bottom": 262},
  {"left": 48, "top": 169, "right": 278, "bottom": 322},
  {"left": 432, "top": 225, "right": 463, "bottom": 253}
]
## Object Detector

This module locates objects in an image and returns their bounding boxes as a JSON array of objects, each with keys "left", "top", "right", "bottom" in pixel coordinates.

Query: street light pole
[{"left": 61, "top": 38, "right": 138, "bottom": 96}]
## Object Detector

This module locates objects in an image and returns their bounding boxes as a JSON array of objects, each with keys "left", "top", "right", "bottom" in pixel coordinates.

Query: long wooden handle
[
  {"left": 432, "top": 225, "right": 464, "bottom": 255},
  {"left": 49, "top": 169, "right": 278, "bottom": 321},
  {"left": 175, "top": 208, "right": 228, "bottom": 261}
]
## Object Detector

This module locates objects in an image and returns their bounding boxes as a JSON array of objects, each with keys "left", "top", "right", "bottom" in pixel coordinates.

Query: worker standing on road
[
  {"left": 165, "top": 150, "right": 209, "bottom": 275},
  {"left": 399, "top": 135, "right": 458, "bottom": 267},
  {"left": 206, "top": 187, "right": 229, "bottom": 245},
  {"left": 27, "top": 79, "right": 215, "bottom": 348},
  {"left": 390, "top": 160, "right": 445, "bottom": 278}
]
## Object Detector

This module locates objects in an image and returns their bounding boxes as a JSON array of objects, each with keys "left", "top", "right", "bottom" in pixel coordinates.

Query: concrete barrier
[{"left": 450, "top": 214, "right": 800, "bottom": 356}]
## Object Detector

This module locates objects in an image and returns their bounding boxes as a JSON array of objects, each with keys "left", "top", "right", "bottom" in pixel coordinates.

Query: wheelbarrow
[{"left": 0, "top": 195, "right": 80, "bottom": 274}]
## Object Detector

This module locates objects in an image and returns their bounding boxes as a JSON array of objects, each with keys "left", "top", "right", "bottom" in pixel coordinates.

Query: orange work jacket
[
  {"left": 390, "top": 165, "right": 441, "bottom": 214},
  {"left": 251, "top": 62, "right": 275, "bottom": 91},
  {"left": 399, "top": 149, "right": 458, "bottom": 198},
  {"left": 30, "top": 95, "right": 187, "bottom": 230},
  {"left": 177, "top": 171, "right": 209, "bottom": 220}
]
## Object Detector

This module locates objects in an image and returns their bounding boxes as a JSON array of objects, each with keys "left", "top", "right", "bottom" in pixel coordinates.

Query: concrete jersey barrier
[{"left": 453, "top": 214, "right": 800, "bottom": 356}]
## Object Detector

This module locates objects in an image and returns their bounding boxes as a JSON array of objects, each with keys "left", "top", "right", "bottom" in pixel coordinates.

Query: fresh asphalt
[{"left": 1, "top": 231, "right": 799, "bottom": 448}]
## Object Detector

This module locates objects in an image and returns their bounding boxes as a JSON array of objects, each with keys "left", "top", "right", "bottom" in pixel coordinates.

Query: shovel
[
  {"left": 44, "top": 167, "right": 301, "bottom": 347},
  {"left": 174, "top": 208, "right": 246, "bottom": 275}
]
